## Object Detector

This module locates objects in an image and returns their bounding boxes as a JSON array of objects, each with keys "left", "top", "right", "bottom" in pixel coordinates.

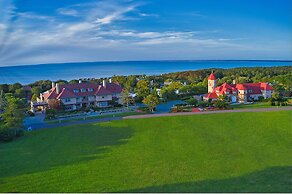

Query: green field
[
  {"left": 0, "top": 111, "right": 291, "bottom": 192},
  {"left": 230, "top": 102, "right": 272, "bottom": 109}
]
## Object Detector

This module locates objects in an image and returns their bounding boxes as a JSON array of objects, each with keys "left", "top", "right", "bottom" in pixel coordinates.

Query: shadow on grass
[
  {"left": 124, "top": 166, "right": 292, "bottom": 193},
  {"left": 0, "top": 123, "right": 134, "bottom": 178}
]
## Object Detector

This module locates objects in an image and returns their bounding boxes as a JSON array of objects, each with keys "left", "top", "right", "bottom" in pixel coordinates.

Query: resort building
[
  {"left": 31, "top": 80, "right": 122, "bottom": 112},
  {"left": 204, "top": 72, "right": 274, "bottom": 103}
]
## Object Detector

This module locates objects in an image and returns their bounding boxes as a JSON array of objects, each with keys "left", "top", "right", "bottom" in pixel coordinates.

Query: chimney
[
  {"left": 102, "top": 80, "right": 106, "bottom": 88},
  {"left": 79, "top": 80, "right": 82, "bottom": 84},
  {"left": 56, "top": 83, "right": 60, "bottom": 94},
  {"left": 233, "top": 80, "right": 236, "bottom": 84},
  {"left": 52, "top": 81, "right": 55, "bottom": 89},
  {"left": 109, "top": 78, "right": 112, "bottom": 83}
]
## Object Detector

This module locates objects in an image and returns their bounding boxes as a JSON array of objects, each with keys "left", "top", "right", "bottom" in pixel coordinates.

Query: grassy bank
[{"left": 0, "top": 111, "right": 291, "bottom": 192}]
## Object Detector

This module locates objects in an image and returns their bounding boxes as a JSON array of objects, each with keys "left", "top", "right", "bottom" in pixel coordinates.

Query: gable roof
[
  {"left": 214, "top": 83, "right": 238, "bottom": 94},
  {"left": 42, "top": 82, "right": 122, "bottom": 100},
  {"left": 204, "top": 91, "right": 218, "bottom": 99},
  {"left": 213, "top": 82, "right": 274, "bottom": 96}
]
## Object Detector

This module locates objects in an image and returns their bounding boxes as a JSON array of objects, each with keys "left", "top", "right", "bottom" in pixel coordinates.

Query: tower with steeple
[{"left": 208, "top": 72, "right": 216, "bottom": 93}]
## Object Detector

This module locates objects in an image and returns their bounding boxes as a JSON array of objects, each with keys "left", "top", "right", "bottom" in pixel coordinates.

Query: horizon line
[{"left": 1, "top": 59, "right": 292, "bottom": 68}]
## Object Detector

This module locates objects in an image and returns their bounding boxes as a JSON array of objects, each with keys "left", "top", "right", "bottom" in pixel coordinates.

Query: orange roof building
[{"left": 204, "top": 72, "right": 274, "bottom": 103}]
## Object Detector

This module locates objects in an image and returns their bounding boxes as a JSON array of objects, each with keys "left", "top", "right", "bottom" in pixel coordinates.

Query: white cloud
[
  {"left": 94, "top": 5, "right": 137, "bottom": 25},
  {"left": 0, "top": 23, "right": 6, "bottom": 30},
  {"left": 16, "top": 12, "right": 54, "bottom": 21},
  {"left": 57, "top": 8, "right": 79, "bottom": 17}
]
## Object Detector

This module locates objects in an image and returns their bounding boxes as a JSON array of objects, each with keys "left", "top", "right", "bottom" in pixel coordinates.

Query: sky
[{"left": 0, "top": 0, "right": 291, "bottom": 66}]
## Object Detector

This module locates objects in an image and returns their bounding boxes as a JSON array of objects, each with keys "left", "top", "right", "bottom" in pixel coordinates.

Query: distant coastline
[
  {"left": 2, "top": 59, "right": 292, "bottom": 68},
  {"left": 1, "top": 60, "right": 291, "bottom": 84}
]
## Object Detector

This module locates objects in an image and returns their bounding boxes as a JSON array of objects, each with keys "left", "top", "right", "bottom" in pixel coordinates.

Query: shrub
[
  {"left": 269, "top": 100, "right": 275, "bottom": 106},
  {"left": 45, "top": 109, "right": 57, "bottom": 120},
  {"left": 0, "top": 127, "right": 14, "bottom": 142},
  {"left": 0, "top": 127, "right": 24, "bottom": 142},
  {"left": 186, "top": 98, "right": 198, "bottom": 106},
  {"left": 258, "top": 96, "right": 264, "bottom": 102}
]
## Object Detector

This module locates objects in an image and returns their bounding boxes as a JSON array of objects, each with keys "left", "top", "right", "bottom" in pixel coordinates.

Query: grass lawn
[
  {"left": 230, "top": 102, "right": 272, "bottom": 109},
  {"left": 0, "top": 111, "right": 291, "bottom": 192},
  {"left": 46, "top": 111, "right": 145, "bottom": 124}
]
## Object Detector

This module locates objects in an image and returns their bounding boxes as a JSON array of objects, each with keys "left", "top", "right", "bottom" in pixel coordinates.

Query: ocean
[{"left": 0, "top": 60, "right": 291, "bottom": 84}]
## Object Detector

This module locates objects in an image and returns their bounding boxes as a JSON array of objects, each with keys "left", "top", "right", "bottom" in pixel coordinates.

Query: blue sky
[{"left": 0, "top": 0, "right": 291, "bottom": 66}]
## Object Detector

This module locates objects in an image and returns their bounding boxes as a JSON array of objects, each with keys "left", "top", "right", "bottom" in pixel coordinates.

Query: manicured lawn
[
  {"left": 0, "top": 111, "right": 291, "bottom": 192},
  {"left": 230, "top": 102, "right": 272, "bottom": 109},
  {"left": 46, "top": 111, "right": 145, "bottom": 124}
]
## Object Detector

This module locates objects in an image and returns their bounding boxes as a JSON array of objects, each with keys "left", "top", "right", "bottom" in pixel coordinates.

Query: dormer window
[
  {"left": 73, "top": 89, "right": 79, "bottom": 93},
  {"left": 81, "top": 88, "right": 86, "bottom": 92}
]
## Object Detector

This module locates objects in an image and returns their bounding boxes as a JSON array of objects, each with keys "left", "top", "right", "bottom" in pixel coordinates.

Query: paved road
[
  {"left": 123, "top": 107, "right": 292, "bottom": 119},
  {"left": 25, "top": 117, "right": 122, "bottom": 130}
]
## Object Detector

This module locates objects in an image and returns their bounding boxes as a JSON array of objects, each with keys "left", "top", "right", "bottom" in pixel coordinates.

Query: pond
[{"left": 136, "top": 100, "right": 187, "bottom": 114}]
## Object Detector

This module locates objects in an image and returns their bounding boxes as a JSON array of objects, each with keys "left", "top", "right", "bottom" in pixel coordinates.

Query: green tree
[
  {"left": 2, "top": 96, "right": 24, "bottom": 129},
  {"left": 31, "top": 87, "right": 41, "bottom": 96},
  {"left": 186, "top": 98, "right": 198, "bottom": 106},
  {"left": 0, "top": 90, "right": 7, "bottom": 111},
  {"left": 214, "top": 94, "right": 228, "bottom": 109},
  {"left": 8, "top": 83, "right": 22, "bottom": 93},
  {"left": 31, "top": 87, "right": 41, "bottom": 101},
  {"left": 142, "top": 94, "right": 159, "bottom": 112},
  {"left": 14, "top": 88, "right": 26, "bottom": 98},
  {"left": 121, "top": 88, "right": 134, "bottom": 108},
  {"left": 168, "top": 81, "right": 182, "bottom": 91},
  {"left": 125, "top": 75, "right": 136, "bottom": 91},
  {"left": 136, "top": 80, "right": 150, "bottom": 100}
]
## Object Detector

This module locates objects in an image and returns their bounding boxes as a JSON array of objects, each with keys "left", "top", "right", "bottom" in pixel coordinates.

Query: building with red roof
[
  {"left": 204, "top": 72, "right": 274, "bottom": 103},
  {"left": 34, "top": 80, "right": 123, "bottom": 111}
]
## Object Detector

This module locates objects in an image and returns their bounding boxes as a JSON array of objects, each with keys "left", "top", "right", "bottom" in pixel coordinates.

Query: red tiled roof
[
  {"left": 47, "top": 87, "right": 59, "bottom": 99},
  {"left": 208, "top": 72, "right": 216, "bottom": 80},
  {"left": 236, "top": 84, "right": 247, "bottom": 90},
  {"left": 214, "top": 82, "right": 274, "bottom": 96},
  {"left": 215, "top": 83, "right": 237, "bottom": 94},
  {"left": 95, "top": 85, "right": 112, "bottom": 95},
  {"left": 42, "top": 82, "right": 122, "bottom": 99},
  {"left": 260, "top": 82, "right": 274, "bottom": 90},
  {"left": 57, "top": 88, "right": 77, "bottom": 99},
  {"left": 204, "top": 92, "right": 218, "bottom": 99},
  {"left": 106, "top": 83, "right": 123, "bottom": 93}
]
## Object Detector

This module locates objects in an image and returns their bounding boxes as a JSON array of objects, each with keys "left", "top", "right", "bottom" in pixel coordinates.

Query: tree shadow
[
  {"left": 0, "top": 123, "right": 134, "bottom": 178},
  {"left": 124, "top": 166, "right": 292, "bottom": 193}
]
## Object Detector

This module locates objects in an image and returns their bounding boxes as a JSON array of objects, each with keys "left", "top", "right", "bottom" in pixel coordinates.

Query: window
[
  {"left": 81, "top": 88, "right": 86, "bottom": 92},
  {"left": 88, "top": 88, "right": 93, "bottom": 92},
  {"left": 65, "top": 98, "right": 71, "bottom": 102},
  {"left": 73, "top": 89, "right": 79, "bottom": 93}
]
